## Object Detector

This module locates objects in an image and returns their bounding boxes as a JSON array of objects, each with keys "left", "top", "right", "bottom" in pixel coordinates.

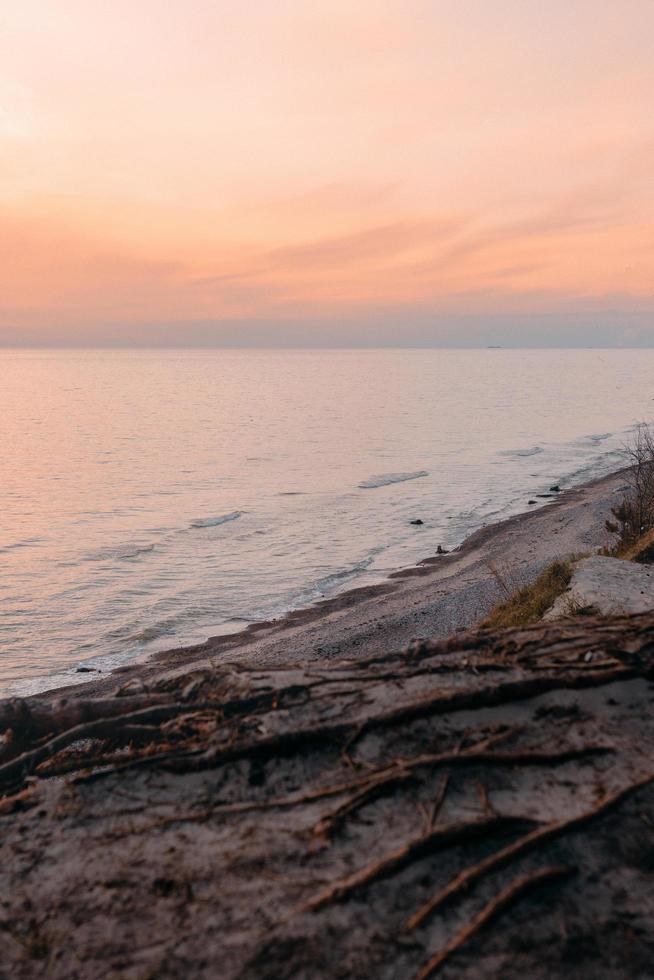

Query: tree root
[
  {"left": 1, "top": 618, "right": 639, "bottom": 795},
  {"left": 406, "top": 771, "right": 654, "bottom": 931},
  {"left": 6, "top": 670, "right": 615, "bottom": 798},
  {"left": 0, "top": 695, "right": 174, "bottom": 747},
  {"left": 312, "top": 770, "right": 417, "bottom": 840},
  {"left": 310, "top": 744, "right": 609, "bottom": 840},
  {"left": 300, "top": 814, "right": 537, "bottom": 914},
  {"left": 347, "top": 667, "right": 633, "bottom": 751},
  {"left": 426, "top": 774, "right": 450, "bottom": 831},
  {"left": 0, "top": 703, "right": 192, "bottom": 791},
  {"left": 155, "top": 670, "right": 627, "bottom": 778},
  {"left": 415, "top": 864, "right": 574, "bottom": 979},
  {"left": 79, "top": 741, "right": 603, "bottom": 840}
]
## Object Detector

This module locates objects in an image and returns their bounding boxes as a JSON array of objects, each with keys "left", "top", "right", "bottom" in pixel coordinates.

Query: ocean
[{"left": 1, "top": 347, "right": 651, "bottom": 695}]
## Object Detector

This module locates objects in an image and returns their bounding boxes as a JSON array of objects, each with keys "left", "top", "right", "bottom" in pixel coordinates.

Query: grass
[
  {"left": 481, "top": 559, "right": 575, "bottom": 629},
  {"left": 609, "top": 526, "right": 654, "bottom": 563}
]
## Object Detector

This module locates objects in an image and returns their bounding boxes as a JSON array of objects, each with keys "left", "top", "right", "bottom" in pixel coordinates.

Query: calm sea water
[{"left": 1, "top": 348, "right": 651, "bottom": 695}]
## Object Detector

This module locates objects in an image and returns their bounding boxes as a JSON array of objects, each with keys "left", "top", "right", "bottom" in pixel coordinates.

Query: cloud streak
[{"left": 1, "top": 1, "right": 654, "bottom": 341}]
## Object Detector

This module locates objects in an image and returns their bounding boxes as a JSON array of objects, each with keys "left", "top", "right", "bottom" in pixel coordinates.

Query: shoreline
[{"left": 36, "top": 464, "right": 630, "bottom": 702}]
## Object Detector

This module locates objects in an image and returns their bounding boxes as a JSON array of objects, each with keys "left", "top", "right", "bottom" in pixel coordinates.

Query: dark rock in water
[
  {"left": 549, "top": 485, "right": 561, "bottom": 492},
  {"left": 409, "top": 518, "right": 424, "bottom": 525},
  {"left": 436, "top": 545, "right": 449, "bottom": 554},
  {"left": 75, "top": 667, "right": 96, "bottom": 673},
  {"left": 528, "top": 500, "right": 537, "bottom": 505}
]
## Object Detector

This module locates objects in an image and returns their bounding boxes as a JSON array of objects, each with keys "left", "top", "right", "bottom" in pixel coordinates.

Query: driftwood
[{"left": 1, "top": 612, "right": 654, "bottom": 979}]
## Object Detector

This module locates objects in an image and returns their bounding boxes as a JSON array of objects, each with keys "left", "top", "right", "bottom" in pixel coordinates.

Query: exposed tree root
[
  {"left": 301, "top": 814, "right": 537, "bottom": 914},
  {"left": 415, "top": 865, "right": 574, "bottom": 980},
  {"left": 2, "top": 611, "right": 654, "bottom": 978},
  {"left": 312, "top": 769, "right": 417, "bottom": 840},
  {"left": 3, "top": 610, "right": 646, "bottom": 794},
  {"left": 0, "top": 695, "right": 174, "bottom": 749},
  {"left": 348, "top": 667, "right": 633, "bottom": 749},
  {"left": 426, "top": 774, "right": 450, "bottom": 830},
  {"left": 152, "top": 670, "right": 628, "bottom": 779},
  {"left": 310, "top": 744, "right": 610, "bottom": 840},
  {"left": 76, "top": 742, "right": 606, "bottom": 840},
  {"left": 0, "top": 703, "right": 190, "bottom": 790},
  {"left": 406, "top": 771, "right": 654, "bottom": 931}
]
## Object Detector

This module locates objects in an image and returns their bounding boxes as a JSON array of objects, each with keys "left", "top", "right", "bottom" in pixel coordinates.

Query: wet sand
[{"left": 48, "top": 467, "right": 628, "bottom": 701}]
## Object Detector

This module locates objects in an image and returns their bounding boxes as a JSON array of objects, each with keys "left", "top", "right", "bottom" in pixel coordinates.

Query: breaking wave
[
  {"left": 358, "top": 471, "right": 429, "bottom": 489},
  {"left": 497, "top": 446, "right": 544, "bottom": 459},
  {"left": 189, "top": 510, "right": 242, "bottom": 529},
  {"left": 87, "top": 543, "right": 155, "bottom": 562}
]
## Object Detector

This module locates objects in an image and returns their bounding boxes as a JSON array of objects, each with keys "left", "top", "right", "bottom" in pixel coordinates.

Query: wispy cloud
[{"left": 1, "top": 1, "right": 654, "bottom": 339}]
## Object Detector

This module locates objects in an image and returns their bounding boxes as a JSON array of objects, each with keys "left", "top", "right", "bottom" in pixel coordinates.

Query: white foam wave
[
  {"left": 358, "top": 471, "right": 429, "bottom": 489},
  {"left": 190, "top": 510, "right": 242, "bottom": 529}
]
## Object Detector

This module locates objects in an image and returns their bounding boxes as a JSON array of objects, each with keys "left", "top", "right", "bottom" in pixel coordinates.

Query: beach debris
[
  {"left": 549, "top": 485, "right": 561, "bottom": 492},
  {"left": 436, "top": 545, "right": 449, "bottom": 554}
]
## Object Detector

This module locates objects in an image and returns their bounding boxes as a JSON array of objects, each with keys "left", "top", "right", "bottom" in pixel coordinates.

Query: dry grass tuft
[
  {"left": 481, "top": 560, "right": 575, "bottom": 629},
  {"left": 604, "top": 422, "right": 654, "bottom": 555},
  {"left": 612, "top": 526, "right": 654, "bottom": 564}
]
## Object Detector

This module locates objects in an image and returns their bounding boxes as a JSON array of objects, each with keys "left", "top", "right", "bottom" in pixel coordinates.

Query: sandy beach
[
  {"left": 52, "top": 466, "right": 629, "bottom": 701},
  {"left": 4, "top": 464, "right": 654, "bottom": 980}
]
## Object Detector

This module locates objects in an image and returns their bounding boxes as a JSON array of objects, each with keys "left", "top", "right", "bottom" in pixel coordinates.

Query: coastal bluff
[{"left": 1, "top": 611, "right": 654, "bottom": 979}]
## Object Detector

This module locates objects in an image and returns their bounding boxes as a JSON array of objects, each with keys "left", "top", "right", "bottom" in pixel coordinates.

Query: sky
[{"left": 1, "top": 0, "right": 654, "bottom": 347}]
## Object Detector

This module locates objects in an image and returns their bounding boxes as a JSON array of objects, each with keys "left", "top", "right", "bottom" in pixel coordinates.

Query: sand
[
  {"left": 4, "top": 465, "right": 654, "bottom": 980},
  {"left": 51, "top": 467, "right": 628, "bottom": 701}
]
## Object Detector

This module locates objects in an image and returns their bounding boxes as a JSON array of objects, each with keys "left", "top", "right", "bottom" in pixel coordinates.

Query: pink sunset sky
[{"left": 1, "top": 0, "right": 654, "bottom": 346}]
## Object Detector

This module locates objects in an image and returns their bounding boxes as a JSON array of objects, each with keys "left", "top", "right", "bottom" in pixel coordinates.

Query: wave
[
  {"left": 0, "top": 536, "right": 43, "bottom": 555},
  {"left": 497, "top": 446, "right": 544, "bottom": 458},
  {"left": 312, "top": 541, "right": 389, "bottom": 596},
  {"left": 189, "top": 510, "right": 242, "bottom": 529},
  {"left": 316, "top": 563, "right": 369, "bottom": 591},
  {"left": 128, "top": 622, "right": 176, "bottom": 643},
  {"left": 358, "top": 470, "right": 429, "bottom": 489},
  {"left": 87, "top": 543, "right": 155, "bottom": 562}
]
